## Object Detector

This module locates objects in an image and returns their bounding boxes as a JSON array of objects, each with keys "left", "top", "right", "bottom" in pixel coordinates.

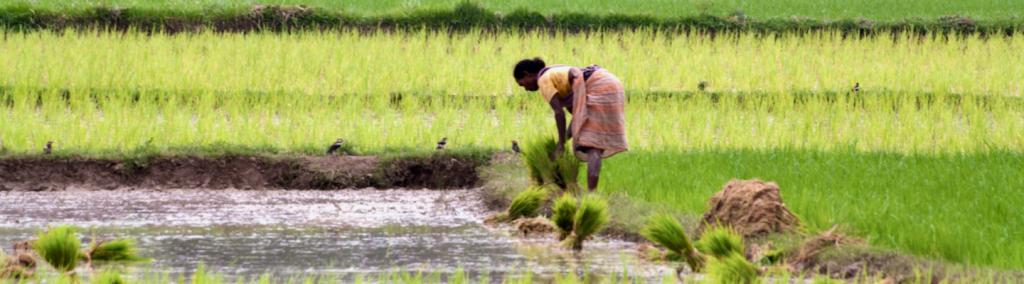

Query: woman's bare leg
[{"left": 585, "top": 148, "right": 604, "bottom": 192}]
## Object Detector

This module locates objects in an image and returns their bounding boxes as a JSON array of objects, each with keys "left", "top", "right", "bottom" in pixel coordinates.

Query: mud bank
[{"left": 0, "top": 154, "right": 484, "bottom": 191}]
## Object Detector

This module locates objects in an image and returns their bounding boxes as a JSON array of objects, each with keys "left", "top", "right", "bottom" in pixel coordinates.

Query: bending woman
[{"left": 513, "top": 58, "right": 628, "bottom": 192}]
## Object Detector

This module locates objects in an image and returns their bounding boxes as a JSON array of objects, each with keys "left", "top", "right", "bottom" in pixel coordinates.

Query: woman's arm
[{"left": 550, "top": 98, "right": 568, "bottom": 159}]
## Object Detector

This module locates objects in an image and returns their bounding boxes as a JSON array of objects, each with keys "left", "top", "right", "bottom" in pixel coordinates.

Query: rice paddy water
[{"left": 0, "top": 189, "right": 672, "bottom": 280}]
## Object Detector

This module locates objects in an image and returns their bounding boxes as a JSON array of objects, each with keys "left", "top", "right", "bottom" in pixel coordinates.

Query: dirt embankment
[{"left": 0, "top": 155, "right": 484, "bottom": 191}]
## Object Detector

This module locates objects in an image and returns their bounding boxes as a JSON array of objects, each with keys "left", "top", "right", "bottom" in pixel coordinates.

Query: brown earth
[
  {"left": 0, "top": 155, "right": 483, "bottom": 191},
  {"left": 790, "top": 237, "right": 926, "bottom": 282},
  {"left": 699, "top": 179, "right": 801, "bottom": 238},
  {"left": 512, "top": 217, "right": 557, "bottom": 237}
]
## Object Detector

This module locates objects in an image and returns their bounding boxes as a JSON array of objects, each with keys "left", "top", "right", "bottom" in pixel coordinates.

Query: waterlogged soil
[{"left": 0, "top": 189, "right": 672, "bottom": 279}]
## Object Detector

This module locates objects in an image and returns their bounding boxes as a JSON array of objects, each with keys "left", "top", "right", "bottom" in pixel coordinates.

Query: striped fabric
[{"left": 571, "top": 69, "right": 628, "bottom": 159}]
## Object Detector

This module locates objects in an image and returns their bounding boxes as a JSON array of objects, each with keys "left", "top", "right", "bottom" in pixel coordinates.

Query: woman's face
[{"left": 517, "top": 73, "right": 539, "bottom": 91}]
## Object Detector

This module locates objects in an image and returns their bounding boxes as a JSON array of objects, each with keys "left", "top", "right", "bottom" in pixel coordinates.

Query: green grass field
[
  {"left": 3, "top": 0, "right": 1023, "bottom": 20},
  {"left": 603, "top": 149, "right": 1024, "bottom": 269},
  {"left": 1, "top": 29, "right": 1022, "bottom": 271}
]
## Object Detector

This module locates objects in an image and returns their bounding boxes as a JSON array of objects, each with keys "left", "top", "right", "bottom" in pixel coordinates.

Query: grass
[
  {"left": 2, "top": 31, "right": 1022, "bottom": 98},
  {"left": 3, "top": 87, "right": 1019, "bottom": 158},
  {"left": 1, "top": 0, "right": 1022, "bottom": 20},
  {"left": 601, "top": 149, "right": 1024, "bottom": 269}
]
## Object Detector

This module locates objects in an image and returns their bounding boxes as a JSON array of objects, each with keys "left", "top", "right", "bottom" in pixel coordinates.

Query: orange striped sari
[{"left": 570, "top": 68, "right": 628, "bottom": 159}]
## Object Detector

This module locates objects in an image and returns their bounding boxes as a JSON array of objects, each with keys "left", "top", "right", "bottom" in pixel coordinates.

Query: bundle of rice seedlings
[
  {"left": 33, "top": 226, "right": 81, "bottom": 273},
  {"left": 492, "top": 186, "right": 548, "bottom": 222},
  {"left": 640, "top": 214, "right": 703, "bottom": 271},
  {"left": 88, "top": 239, "right": 148, "bottom": 263},
  {"left": 699, "top": 225, "right": 761, "bottom": 283},
  {"left": 550, "top": 193, "right": 578, "bottom": 240},
  {"left": 552, "top": 149, "right": 582, "bottom": 192},
  {"left": 706, "top": 253, "right": 761, "bottom": 284},
  {"left": 696, "top": 226, "right": 745, "bottom": 259},
  {"left": 91, "top": 269, "right": 127, "bottom": 284},
  {"left": 522, "top": 138, "right": 581, "bottom": 191},
  {"left": 566, "top": 195, "right": 609, "bottom": 251},
  {"left": 522, "top": 139, "right": 557, "bottom": 185}
]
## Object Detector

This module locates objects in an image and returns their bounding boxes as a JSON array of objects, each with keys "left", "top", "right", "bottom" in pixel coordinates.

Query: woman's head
[{"left": 513, "top": 57, "right": 546, "bottom": 91}]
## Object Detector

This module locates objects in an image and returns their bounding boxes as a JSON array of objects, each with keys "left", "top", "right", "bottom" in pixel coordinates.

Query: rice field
[
  {"left": 1, "top": 29, "right": 1023, "bottom": 273},
  {"left": 1, "top": 30, "right": 1022, "bottom": 155},
  {"left": 3, "top": 0, "right": 1023, "bottom": 20},
  {"left": 3, "top": 31, "right": 1022, "bottom": 97}
]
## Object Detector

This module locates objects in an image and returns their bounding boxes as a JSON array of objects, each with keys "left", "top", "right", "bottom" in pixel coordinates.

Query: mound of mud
[
  {"left": 699, "top": 179, "right": 800, "bottom": 238},
  {"left": 512, "top": 217, "right": 556, "bottom": 237},
  {"left": 0, "top": 155, "right": 483, "bottom": 191}
]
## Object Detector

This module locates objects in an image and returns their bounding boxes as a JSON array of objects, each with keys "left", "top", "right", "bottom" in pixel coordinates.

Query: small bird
[
  {"left": 326, "top": 139, "right": 345, "bottom": 155},
  {"left": 43, "top": 141, "right": 53, "bottom": 155},
  {"left": 511, "top": 140, "right": 521, "bottom": 155},
  {"left": 697, "top": 81, "right": 708, "bottom": 92},
  {"left": 436, "top": 137, "right": 447, "bottom": 150},
  {"left": 852, "top": 82, "right": 860, "bottom": 93}
]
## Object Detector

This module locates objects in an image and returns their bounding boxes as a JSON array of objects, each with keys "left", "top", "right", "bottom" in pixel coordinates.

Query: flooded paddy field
[{"left": 0, "top": 189, "right": 672, "bottom": 279}]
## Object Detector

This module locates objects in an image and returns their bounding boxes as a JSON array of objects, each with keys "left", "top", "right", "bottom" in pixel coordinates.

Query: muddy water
[{"left": 0, "top": 189, "right": 672, "bottom": 279}]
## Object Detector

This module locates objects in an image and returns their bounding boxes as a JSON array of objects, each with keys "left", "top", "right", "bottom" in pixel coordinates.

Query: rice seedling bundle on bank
[{"left": 16, "top": 226, "right": 145, "bottom": 282}]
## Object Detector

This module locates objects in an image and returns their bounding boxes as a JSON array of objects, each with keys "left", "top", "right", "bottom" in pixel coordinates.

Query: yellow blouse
[{"left": 538, "top": 66, "right": 572, "bottom": 102}]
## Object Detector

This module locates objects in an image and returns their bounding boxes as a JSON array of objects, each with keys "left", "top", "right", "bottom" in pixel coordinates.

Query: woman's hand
[
  {"left": 551, "top": 142, "right": 565, "bottom": 161},
  {"left": 551, "top": 143, "right": 565, "bottom": 161}
]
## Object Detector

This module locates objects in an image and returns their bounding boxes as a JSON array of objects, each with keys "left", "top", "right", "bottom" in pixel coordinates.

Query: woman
[{"left": 513, "top": 57, "right": 628, "bottom": 192}]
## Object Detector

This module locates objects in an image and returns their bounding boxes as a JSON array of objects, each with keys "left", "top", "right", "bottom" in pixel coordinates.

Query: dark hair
[{"left": 513, "top": 57, "right": 546, "bottom": 79}]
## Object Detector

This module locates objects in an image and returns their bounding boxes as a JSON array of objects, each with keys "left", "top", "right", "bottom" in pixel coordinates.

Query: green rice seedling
[
  {"left": 522, "top": 139, "right": 556, "bottom": 186},
  {"left": 566, "top": 195, "right": 610, "bottom": 251},
  {"left": 641, "top": 215, "right": 703, "bottom": 271},
  {"left": 696, "top": 226, "right": 745, "bottom": 259},
  {"left": 87, "top": 239, "right": 148, "bottom": 264},
  {"left": 550, "top": 193, "right": 578, "bottom": 240},
  {"left": 3, "top": 30, "right": 1022, "bottom": 100},
  {"left": 91, "top": 269, "right": 127, "bottom": 284},
  {"left": 810, "top": 276, "right": 843, "bottom": 284},
  {"left": 190, "top": 263, "right": 224, "bottom": 284},
  {"left": 705, "top": 253, "right": 761, "bottom": 284},
  {"left": 32, "top": 226, "right": 81, "bottom": 273},
  {"left": 523, "top": 138, "right": 581, "bottom": 191},
  {"left": 498, "top": 186, "right": 548, "bottom": 222},
  {"left": 553, "top": 148, "right": 582, "bottom": 193}
]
